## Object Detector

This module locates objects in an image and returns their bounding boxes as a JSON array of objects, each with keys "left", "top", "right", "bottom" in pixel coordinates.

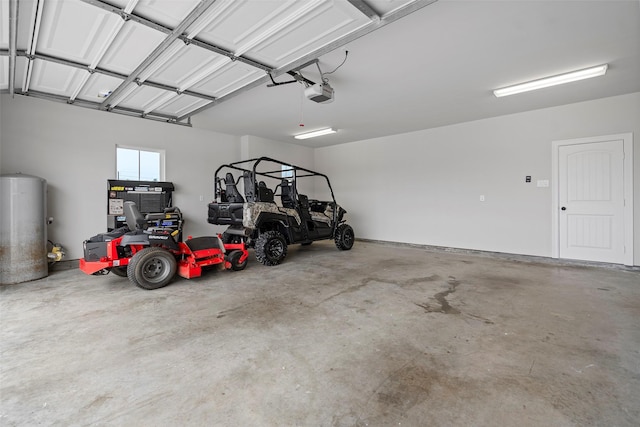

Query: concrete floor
[{"left": 1, "top": 240, "right": 639, "bottom": 426}]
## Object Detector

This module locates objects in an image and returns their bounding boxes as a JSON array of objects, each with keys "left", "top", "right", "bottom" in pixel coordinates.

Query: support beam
[
  {"left": 346, "top": 0, "right": 380, "bottom": 21},
  {"left": 22, "top": 90, "right": 191, "bottom": 126},
  {"left": 17, "top": 51, "right": 217, "bottom": 102},
  {"left": 22, "top": 0, "right": 45, "bottom": 93},
  {"left": 8, "top": 0, "right": 18, "bottom": 95},
  {"left": 183, "top": 38, "right": 271, "bottom": 72}
]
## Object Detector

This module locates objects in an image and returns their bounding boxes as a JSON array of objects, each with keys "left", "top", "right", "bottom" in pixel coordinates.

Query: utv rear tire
[
  {"left": 335, "top": 224, "right": 354, "bottom": 251},
  {"left": 110, "top": 266, "right": 128, "bottom": 277},
  {"left": 127, "top": 247, "right": 177, "bottom": 290},
  {"left": 255, "top": 230, "right": 288, "bottom": 266},
  {"left": 227, "top": 250, "right": 247, "bottom": 271}
]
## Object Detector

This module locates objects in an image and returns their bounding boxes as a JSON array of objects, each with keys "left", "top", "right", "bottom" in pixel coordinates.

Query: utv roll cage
[{"left": 213, "top": 156, "right": 339, "bottom": 222}]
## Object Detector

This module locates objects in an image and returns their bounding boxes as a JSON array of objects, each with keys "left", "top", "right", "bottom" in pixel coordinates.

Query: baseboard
[
  {"left": 356, "top": 238, "right": 640, "bottom": 271},
  {"left": 49, "top": 259, "right": 79, "bottom": 271}
]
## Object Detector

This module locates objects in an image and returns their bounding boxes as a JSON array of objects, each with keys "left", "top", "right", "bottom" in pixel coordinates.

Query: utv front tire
[
  {"left": 335, "top": 224, "right": 355, "bottom": 251},
  {"left": 127, "top": 247, "right": 177, "bottom": 290},
  {"left": 255, "top": 230, "right": 288, "bottom": 266}
]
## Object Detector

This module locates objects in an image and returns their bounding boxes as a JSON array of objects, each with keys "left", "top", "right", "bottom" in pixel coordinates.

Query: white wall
[
  {"left": 240, "top": 135, "right": 314, "bottom": 169},
  {"left": 239, "top": 135, "right": 318, "bottom": 196},
  {"left": 2, "top": 93, "right": 638, "bottom": 266},
  {"left": 315, "top": 93, "right": 640, "bottom": 266},
  {"left": 0, "top": 94, "right": 241, "bottom": 260}
]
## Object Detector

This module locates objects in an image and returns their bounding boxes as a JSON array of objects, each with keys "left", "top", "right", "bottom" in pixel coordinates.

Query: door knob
[{"left": 561, "top": 207, "right": 566, "bottom": 211}]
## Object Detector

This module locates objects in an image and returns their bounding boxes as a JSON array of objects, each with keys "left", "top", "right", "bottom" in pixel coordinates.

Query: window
[
  {"left": 281, "top": 165, "right": 294, "bottom": 180},
  {"left": 116, "top": 147, "right": 164, "bottom": 181}
]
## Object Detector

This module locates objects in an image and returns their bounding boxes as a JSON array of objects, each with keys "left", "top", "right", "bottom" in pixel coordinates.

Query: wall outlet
[{"left": 480, "top": 195, "right": 485, "bottom": 202}]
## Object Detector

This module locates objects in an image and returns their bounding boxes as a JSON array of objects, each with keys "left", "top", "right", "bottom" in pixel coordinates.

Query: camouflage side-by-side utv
[{"left": 207, "top": 157, "right": 354, "bottom": 266}]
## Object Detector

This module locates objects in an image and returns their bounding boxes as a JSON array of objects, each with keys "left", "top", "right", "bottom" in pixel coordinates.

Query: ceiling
[{"left": 2, "top": 0, "right": 639, "bottom": 148}]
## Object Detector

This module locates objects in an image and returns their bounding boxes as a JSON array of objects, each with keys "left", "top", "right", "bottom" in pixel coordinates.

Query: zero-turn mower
[{"left": 79, "top": 201, "right": 248, "bottom": 290}]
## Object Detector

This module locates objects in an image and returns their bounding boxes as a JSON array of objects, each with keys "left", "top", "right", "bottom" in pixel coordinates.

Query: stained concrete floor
[{"left": 1, "top": 240, "right": 639, "bottom": 426}]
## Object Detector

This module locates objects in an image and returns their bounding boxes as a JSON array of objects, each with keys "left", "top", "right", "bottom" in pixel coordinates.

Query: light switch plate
[{"left": 537, "top": 180, "right": 549, "bottom": 188}]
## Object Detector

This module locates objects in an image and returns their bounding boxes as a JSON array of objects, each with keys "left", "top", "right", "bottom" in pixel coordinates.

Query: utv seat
[
  {"left": 225, "top": 173, "right": 244, "bottom": 203},
  {"left": 243, "top": 171, "right": 256, "bottom": 202},
  {"left": 257, "top": 181, "right": 275, "bottom": 203},
  {"left": 298, "top": 194, "right": 309, "bottom": 209},
  {"left": 280, "top": 179, "right": 296, "bottom": 209}
]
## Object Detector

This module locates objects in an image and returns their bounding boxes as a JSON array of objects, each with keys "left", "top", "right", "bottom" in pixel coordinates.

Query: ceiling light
[
  {"left": 294, "top": 128, "right": 337, "bottom": 140},
  {"left": 493, "top": 64, "right": 608, "bottom": 97}
]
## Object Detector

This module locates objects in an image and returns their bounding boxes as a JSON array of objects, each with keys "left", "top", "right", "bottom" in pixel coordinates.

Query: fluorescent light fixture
[
  {"left": 294, "top": 128, "right": 337, "bottom": 140},
  {"left": 493, "top": 64, "right": 608, "bottom": 97}
]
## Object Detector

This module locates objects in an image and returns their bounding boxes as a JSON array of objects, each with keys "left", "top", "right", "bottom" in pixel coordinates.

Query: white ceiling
[{"left": 2, "top": 0, "right": 639, "bottom": 148}]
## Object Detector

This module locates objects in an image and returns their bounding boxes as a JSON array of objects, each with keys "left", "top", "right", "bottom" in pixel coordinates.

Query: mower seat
[{"left": 123, "top": 201, "right": 146, "bottom": 230}]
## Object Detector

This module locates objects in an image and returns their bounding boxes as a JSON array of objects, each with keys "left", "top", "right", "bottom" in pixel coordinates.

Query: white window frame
[
  {"left": 281, "top": 165, "right": 294, "bottom": 180},
  {"left": 116, "top": 145, "right": 166, "bottom": 182}
]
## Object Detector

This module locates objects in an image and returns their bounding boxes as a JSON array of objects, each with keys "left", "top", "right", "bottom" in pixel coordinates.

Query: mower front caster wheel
[
  {"left": 127, "top": 247, "right": 177, "bottom": 290},
  {"left": 227, "top": 250, "right": 248, "bottom": 271}
]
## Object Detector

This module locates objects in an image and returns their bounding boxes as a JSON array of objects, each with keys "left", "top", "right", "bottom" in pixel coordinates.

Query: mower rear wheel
[
  {"left": 110, "top": 267, "right": 128, "bottom": 277},
  {"left": 255, "top": 230, "right": 288, "bottom": 266},
  {"left": 127, "top": 247, "right": 177, "bottom": 290},
  {"left": 227, "top": 250, "right": 247, "bottom": 271}
]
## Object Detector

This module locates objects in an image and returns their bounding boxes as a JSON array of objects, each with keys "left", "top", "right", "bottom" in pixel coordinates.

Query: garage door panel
[
  {"left": 29, "top": 59, "right": 84, "bottom": 96},
  {"left": 153, "top": 94, "right": 211, "bottom": 117},
  {"left": 37, "top": 0, "right": 120, "bottom": 64},
  {"left": 117, "top": 85, "right": 165, "bottom": 111},
  {"left": 195, "top": 0, "right": 297, "bottom": 57},
  {"left": 76, "top": 73, "right": 125, "bottom": 103},
  {"left": 194, "top": 0, "right": 370, "bottom": 67},
  {"left": 149, "top": 44, "right": 227, "bottom": 90},
  {"left": 99, "top": 21, "right": 166, "bottom": 75},
  {"left": 190, "top": 61, "right": 264, "bottom": 98},
  {"left": 127, "top": 0, "right": 201, "bottom": 29},
  {"left": 243, "top": 2, "right": 371, "bottom": 66},
  {"left": 0, "top": 56, "right": 8, "bottom": 90}
]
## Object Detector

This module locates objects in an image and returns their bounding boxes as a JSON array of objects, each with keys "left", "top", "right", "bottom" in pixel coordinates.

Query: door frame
[{"left": 551, "top": 133, "right": 634, "bottom": 266}]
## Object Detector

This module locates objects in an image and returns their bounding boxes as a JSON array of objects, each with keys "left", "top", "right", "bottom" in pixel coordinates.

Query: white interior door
[{"left": 555, "top": 135, "right": 632, "bottom": 264}]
